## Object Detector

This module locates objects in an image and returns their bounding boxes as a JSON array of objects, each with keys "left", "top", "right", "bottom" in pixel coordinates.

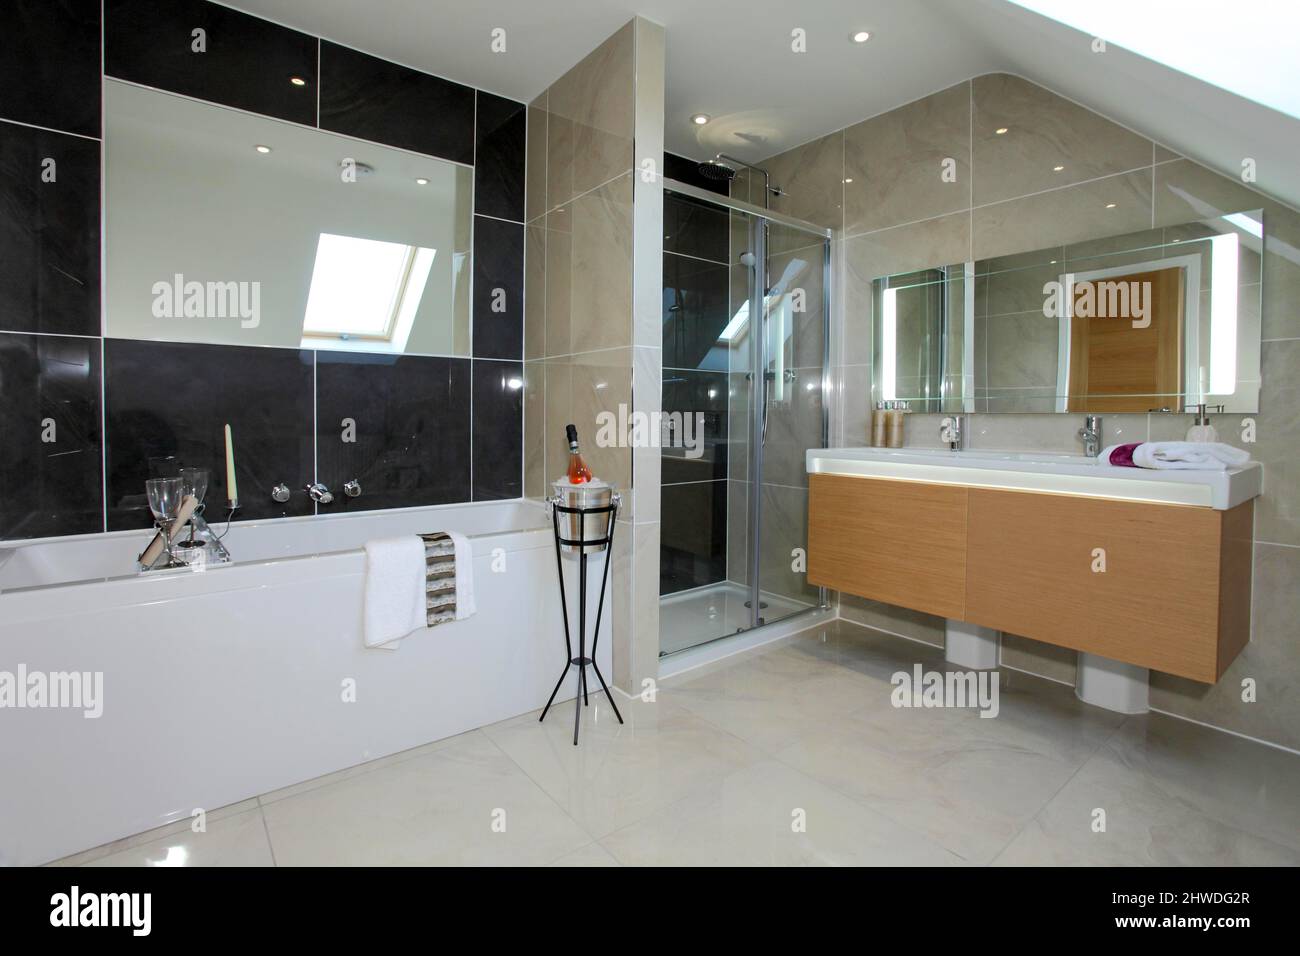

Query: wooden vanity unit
[{"left": 808, "top": 472, "right": 1255, "bottom": 683}]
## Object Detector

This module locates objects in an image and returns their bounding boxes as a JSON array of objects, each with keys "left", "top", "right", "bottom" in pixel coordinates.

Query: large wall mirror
[
  {"left": 871, "top": 211, "right": 1264, "bottom": 414},
  {"left": 105, "top": 79, "right": 472, "bottom": 355}
]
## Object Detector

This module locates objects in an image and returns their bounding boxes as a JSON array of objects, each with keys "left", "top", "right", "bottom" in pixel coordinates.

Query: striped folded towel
[{"left": 419, "top": 531, "right": 476, "bottom": 627}]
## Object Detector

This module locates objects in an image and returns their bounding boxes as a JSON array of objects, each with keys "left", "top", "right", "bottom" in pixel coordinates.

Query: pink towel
[{"left": 1106, "top": 442, "right": 1141, "bottom": 467}]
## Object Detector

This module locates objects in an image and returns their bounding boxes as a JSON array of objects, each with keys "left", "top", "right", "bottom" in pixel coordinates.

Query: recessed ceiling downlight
[
  {"left": 691, "top": 113, "right": 710, "bottom": 126},
  {"left": 255, "top": 144, "right": 272, "bottom": 153},
  {"left": 851, "top": 31, "right": 871, "bottom": 43}
]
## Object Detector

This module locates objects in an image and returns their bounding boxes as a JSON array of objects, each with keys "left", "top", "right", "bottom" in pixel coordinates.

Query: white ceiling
[{"left": 224, "top": 0, "right": 1300, "bottom": 209}]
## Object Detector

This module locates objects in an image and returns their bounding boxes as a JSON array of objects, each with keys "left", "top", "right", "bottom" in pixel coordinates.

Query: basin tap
[
  {"left": 1078, "top": 415, "right": 1103, "bottom": 457},
  {"left": 305, "top": 482, "right": 334, "bottom": 505},
  {"left": 939, "top": 415, "right": 965, "bottom": 450}
]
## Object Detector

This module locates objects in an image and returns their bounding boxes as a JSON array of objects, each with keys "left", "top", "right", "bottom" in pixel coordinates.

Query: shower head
[{"left": 698, "top": 157, "right": 737, "bottom": 181}]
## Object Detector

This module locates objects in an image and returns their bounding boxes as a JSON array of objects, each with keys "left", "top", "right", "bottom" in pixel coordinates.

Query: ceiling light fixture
[
  {"left": 1053, "top": 164, "right": 1065, "bottom": 171},
  {"left": 1105, "top": 202, "right": 1117, "bottom": 208},
  {"left": 691, "top": 113, "right": 710, "bottom": 125},
  {"left": 290, "top": 76, "right": 307, "bottom": 87},
  {"left": 995, "top": 127, "right": 1009, "bottom": 135},
  {"left": 851, "top": 31, "right": 871, "bottom": 43},
  {"left": 255, "top": 145, "right": 272, "bottom": 153},
  {"left": 415, "top": 177, "right": 429, "bottom": 185},
  {"left": 843, "top": 178, "right": 853, "bottom": 184}
]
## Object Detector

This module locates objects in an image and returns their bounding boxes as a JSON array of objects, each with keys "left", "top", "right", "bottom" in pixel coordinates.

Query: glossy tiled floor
[{"left": 51, "top": 620, "right": 1300, "bottom": 866}]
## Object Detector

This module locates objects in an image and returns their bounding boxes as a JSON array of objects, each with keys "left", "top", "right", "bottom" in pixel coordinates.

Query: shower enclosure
[{"left": 659, "top": 176, "right": 830, "bottom": 656}]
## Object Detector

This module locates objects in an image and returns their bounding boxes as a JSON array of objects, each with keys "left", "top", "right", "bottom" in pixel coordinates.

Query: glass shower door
[{"left": 745, "top": 219, "right": 827, "bottom": 628}]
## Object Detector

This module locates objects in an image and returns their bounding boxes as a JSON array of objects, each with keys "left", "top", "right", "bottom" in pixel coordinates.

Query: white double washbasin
[{"left": 806, "top": 446, "right": 1262, "bottom": 510}]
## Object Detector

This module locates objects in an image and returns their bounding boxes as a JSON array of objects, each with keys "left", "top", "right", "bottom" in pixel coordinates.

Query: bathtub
[{"left": 0, "top": 500, "right": 613, "bottom": 865}]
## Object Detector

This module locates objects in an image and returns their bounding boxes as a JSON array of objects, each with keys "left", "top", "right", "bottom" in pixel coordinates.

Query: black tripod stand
[{"left": 539, "top": 494, "right": 624, "bottom": 745}]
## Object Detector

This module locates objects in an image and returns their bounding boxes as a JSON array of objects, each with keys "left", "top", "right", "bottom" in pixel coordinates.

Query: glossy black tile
[
  {"left": 662, "top": 252, "right": 730, "bottom": 371},
  {"left": 105, "top": 0, "right": 317, "bottom": 125},
  {"left": 661, "top": 369, "right": 728, "bottom": 483},
  {"left": 0, "top": 0, "right": 101, "bottom": 137},
  {"left": 664, "top": 152, "right": 728, "bottom": 196},
  {"left": 471, "top": 359, "right": 522, "bottom": 501},
  {"left": 474, "top": 92, "right": 526, "bottom": 222},
  {"left": 0, "top": 122, "right": 100, "bottom": 336},
  {"left": 319, "top": 42, "right": 474, "bottom": 164},
  {"left": 473, "top": 215, "right": 524, "bottom": 360},
  {"left": 0, "top": 334, "right": 102, "bottom": 540},
  {"left": 104, "top": 339, "right": 314, "bottom": 530},
  {"left": 664, "top": 192, "right": 729, "bottom": 263},
  {"left": 315, "top": 352, "right": 470, "bottom": 512},
  {"left": 660, "top": 480, "right": 727, "bottom": 595}
]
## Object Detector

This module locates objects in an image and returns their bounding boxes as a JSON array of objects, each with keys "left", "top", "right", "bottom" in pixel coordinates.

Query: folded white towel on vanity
[
  {"left": 1132, "top": 441, "right": 1251, "bottom": 471},
  {"left": 363, "top": 536, "right": 428, "bottom": 650}
]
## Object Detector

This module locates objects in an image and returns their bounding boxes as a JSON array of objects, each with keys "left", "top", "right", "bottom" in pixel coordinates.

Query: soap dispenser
[{"left": 1185, "top": 403, "right": 1218, "bottom": 443}]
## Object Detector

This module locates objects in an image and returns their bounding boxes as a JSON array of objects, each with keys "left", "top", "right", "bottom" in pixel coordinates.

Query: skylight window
[
  {"left": 1008, "top": 0, "right": 1300, "bottom": 120},
  {"left": 301, "top": 233, "right": 435, "bottom": 350}
]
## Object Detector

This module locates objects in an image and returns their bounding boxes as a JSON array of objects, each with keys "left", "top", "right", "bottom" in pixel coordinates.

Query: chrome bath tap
[{"left": 1078, "top": 415, "right": 1103, "bottom": 457}]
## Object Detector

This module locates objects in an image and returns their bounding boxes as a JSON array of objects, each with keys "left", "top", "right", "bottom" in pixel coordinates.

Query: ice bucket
[{"left": 549, "top": 480, "right": 619, "bottom": 554}]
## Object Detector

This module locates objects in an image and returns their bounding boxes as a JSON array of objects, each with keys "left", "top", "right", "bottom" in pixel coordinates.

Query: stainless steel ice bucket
[{"left": 549, "top": 481, "right": 619, "bottom": 554}]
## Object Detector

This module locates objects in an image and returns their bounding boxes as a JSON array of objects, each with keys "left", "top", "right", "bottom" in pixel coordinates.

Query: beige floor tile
[
  {"left": 260, "top": 730, "right": 590, "bottom": 866},
  {"left": 481, "top": 695, "right": 762, "bottom": 840},
  {"left": 48, "top": 798, "right": 261, "bottom": 867},
  {"left": 81, "top": 808, "right": 274, "bottom": 867},
  {"left": 549, "top": 842, "right": 621, "bottom": 867},
  {"left": 601, "top": 759, "right": 962, "bottom": 866}
]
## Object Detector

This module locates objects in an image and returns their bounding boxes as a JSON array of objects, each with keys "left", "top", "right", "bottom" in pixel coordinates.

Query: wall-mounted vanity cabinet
[{"left": 806, "top": 450, "right": 1262, "bottom": 683}]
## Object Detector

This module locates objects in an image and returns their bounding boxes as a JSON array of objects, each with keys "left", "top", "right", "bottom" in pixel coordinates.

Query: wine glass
[
  {"left": 176, "top": 468, "right": 210, "bottom": 552},
  {"left": 145, "top": 477, "right": 184, "bottom": 566}
]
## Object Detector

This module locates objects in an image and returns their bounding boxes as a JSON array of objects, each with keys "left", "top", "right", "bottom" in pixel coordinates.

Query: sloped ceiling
[{"left": 224, "top": 0, "right": 1300, "bottom": 209}]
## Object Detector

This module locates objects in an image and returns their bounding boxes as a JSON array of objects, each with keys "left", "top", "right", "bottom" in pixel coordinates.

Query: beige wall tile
[
  {"left": 765, "top": 131, "right": 844, "bottom": 230},
  {"left": 524, "top": 221, "right": 546, "bottom": 360},
  {"left": 569, "top": 174, "right": 634, "bottom": 351},
  {"left": 523, "top": 360, "right": 545, "bottom": 498},
  {"left": 845, "top": 212, "right": 971, "bottom": 285},
  {"left": 543, "top": 210, "right": 572, "bottom": 357},
  {"left": 1000, "top": 633, "right": 1078, "bottom": 685},
  {"left": 844, "top": 81, "right": 970, "bottom": 236},
  {"left": 525, "top": 92, "right": 549, "bottom": 223},
  {"left": 1150, "top": 542, "right": 1300, "bottom": 752},
  {"left": 972, "top": 73, "right": 1152, "bottom": 206},
  {"left": 973, "top": 169, "right": 1153, "bottom": 261}
]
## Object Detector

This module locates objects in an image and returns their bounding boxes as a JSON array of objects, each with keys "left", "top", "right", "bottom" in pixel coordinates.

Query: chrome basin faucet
[
  {"left": 939, "top": 415, "right": 965, "bottom": 450},
  {"left": 1078, "top": 415, "right": 1103, "bottom": 457}
]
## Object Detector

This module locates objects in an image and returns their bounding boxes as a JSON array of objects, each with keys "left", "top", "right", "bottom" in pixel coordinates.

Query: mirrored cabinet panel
[
  {"left": 104, "top": 79, "right": 473, "bottom": 356},
  {"left": 872, "top": 211, "right": 1264, "bottom": 414}
]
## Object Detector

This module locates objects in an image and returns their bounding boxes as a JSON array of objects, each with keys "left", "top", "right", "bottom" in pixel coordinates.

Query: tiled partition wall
[
  {"left": 0, "top": 0, "right": 525, "bottom": 540},
  {"left": 523, "top": 19, "right": 665, "bottom": 690},
  {"left": 757, "top": 73, "right": 1300, "bottom": 752}
]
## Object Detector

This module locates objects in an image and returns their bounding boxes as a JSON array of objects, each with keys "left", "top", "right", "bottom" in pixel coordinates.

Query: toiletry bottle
[
  {"left": 565, "top": 423, "right": 593, "bottom": 483},
  {"left": 871, "top": 402, "right": 887, "bottom": 447},
  {"left": 1185, "top": 404, "right": 1218, "bottom": 443},
  {"left": 886, "top": 401, "right": 907, "bottom": 448}
]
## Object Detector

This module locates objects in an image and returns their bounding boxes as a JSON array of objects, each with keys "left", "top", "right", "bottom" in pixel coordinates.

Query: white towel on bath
[
  {"left": 446, "top": 531, "right": 476, "bottom": 620},
  {"left": 363, "top": 536, "right": 427, "bottom": 650},
  {"left": 1132, "top": 441, "right": 1251, "bottom": 471}
]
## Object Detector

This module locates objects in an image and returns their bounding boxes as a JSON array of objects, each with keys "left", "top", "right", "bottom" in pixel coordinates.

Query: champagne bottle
[{"left": 565, "top": 423, "right": 592, "bottom": 483}]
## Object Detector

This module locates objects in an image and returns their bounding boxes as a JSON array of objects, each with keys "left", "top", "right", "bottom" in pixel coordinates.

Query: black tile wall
[
  {"left": 662, "top": 252, "right": 730, "bottom": 371},
  {"left": 320, "top": 42, "right": 475, "bottom": 164},
  {"left": 471, "top": 359, "right": 523, "bottom": 501},
  {"left": 660, "top": 481, "right": 727, "bottom": 595},
  {"left": 0, "top": 334, "right": 102, "bottom": 539},
  {"left": 664, "top": 151, "right": 728, "bottom": 196},
  {"left": 473, "top": 215, "right": 525, "bottom": 359},
  {"left": 0, "top": 122, "right": 101, "bottom": 336},
  {"left": 104, "top": 339, "right": 315, "bottom": 531},
  {"left": 1, "top": 0, "right": 529, "bottom": 540},
  {"left": 315, "top": 353, "right": 471, "bottom": 513},
  {"left": 0, "top": 0, "right": 102, "bottom": 137},
  {"left": 105, "top": 0, "right": 318, "bottom": 125},
  {"left": 474, "top": 93, "right": 527, "bottom": 222},
  {"left": 661, "top": 369, "right": 729, "bottom": 484},
  {"left": 664, "top": 192, "right": 729, "bottom": 262}
]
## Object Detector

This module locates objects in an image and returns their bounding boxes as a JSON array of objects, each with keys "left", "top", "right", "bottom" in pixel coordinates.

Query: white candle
[{"left": 224, "top": 424, "right": 238, "bottom": 505}]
